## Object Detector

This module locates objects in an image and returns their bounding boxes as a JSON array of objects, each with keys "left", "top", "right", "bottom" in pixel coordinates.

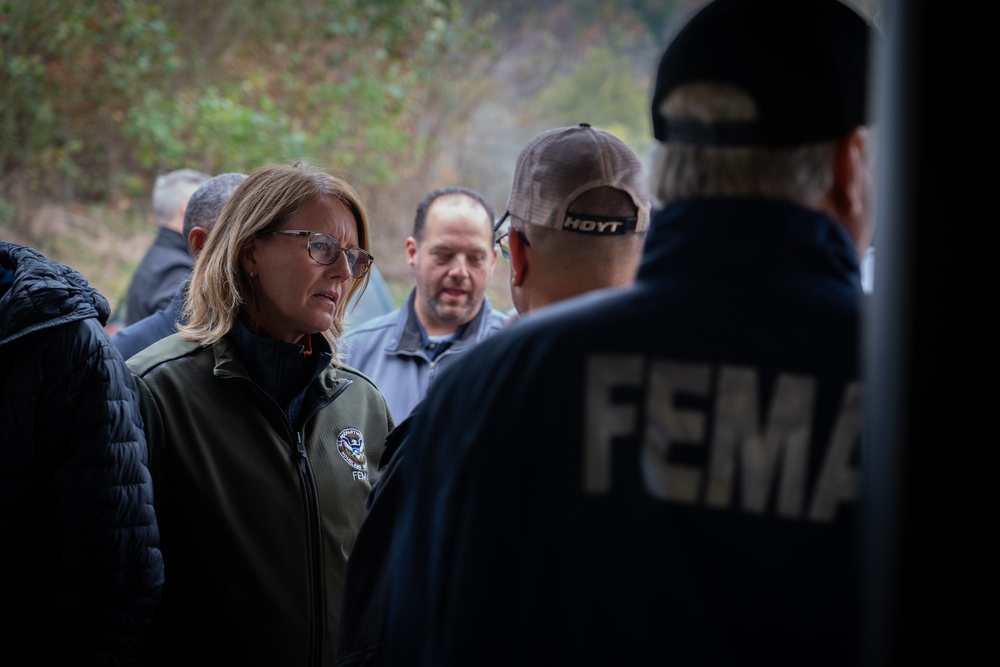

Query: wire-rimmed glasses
[{"left": 260, "top": 230, "right": 374, "bottom": 278}]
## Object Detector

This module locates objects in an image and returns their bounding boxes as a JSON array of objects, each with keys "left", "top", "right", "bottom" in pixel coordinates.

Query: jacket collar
[
  {"left": 214, "top": 320, "right": 346, "bottom": 403},
  {"left": 391, "top": 289, "right": 494, "bottom": 356},
  {"left": 155, "top": 225, "right": 191, "bottom": 254},
  {"left": 639, "top": 198, "right": 861, "bottom": 286}
]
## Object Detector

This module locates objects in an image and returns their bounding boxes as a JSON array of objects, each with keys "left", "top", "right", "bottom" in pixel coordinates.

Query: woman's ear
[{"left": 240, "top": 237, "right": 258, "bottom": 277}]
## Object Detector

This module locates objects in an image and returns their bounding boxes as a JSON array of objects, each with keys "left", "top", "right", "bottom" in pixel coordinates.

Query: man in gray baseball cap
[
  {"left": 493, "top": 122, "right": 650, "bottom": 317},
  {"left": 336, "top": 123, "right": 650, "bottom": 665}
]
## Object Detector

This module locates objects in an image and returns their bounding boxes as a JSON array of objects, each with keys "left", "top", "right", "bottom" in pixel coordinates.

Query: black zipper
[{"left": 222, "top": 373, "right": 352, "bottom": 666}]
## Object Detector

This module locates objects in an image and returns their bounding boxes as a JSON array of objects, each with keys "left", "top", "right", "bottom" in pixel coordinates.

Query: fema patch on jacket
[{"left": 337, "top": 428, "right": 368, "bottom": 471}]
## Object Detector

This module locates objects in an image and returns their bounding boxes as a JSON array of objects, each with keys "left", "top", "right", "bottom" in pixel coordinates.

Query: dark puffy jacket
[{"left": 0, "top": 240, "right": 164, "bottom": 665}]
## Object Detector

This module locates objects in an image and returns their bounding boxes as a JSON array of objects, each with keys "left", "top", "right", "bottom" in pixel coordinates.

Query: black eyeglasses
[
  {"left": 260, "top": 230, "right": 374, "bottom": 278},
  {"left": 492, "top": 211, "right": 529, "bottom": 260},
  {"left": 492, "top": 210, "right": 511, "bottom": 239}
]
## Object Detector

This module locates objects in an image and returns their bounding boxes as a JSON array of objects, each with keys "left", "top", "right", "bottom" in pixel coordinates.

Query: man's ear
[
  {"left": 188, "top": 227, "right": 208, "bottom": 258},
  {"left": 829, "top": 127, "right": 872, "bottom": 256},
  {"left": 509, "top": 228, "right": 528, "bottom": 287},
  {"left": 405, "top": 236, "right": 418, "bottom": 269},
  {"left": 831, "top": 127, "right": 866, "bottom": 219}
]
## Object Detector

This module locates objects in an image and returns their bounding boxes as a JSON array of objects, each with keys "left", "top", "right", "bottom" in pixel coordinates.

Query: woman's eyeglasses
[{"left": 260, "top": 230, "right": 374, "bottom": 278}]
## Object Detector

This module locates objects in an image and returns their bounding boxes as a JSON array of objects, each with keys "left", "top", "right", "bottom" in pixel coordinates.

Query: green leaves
[
  {"left": 535, "top": 45, "right": 651, "bottom": 151},
  {"left": 2, "top": 0, "right": 495, "bottom": 205},
  {"left": 1, "top": 0, "right": 179, "bottom": 201}
]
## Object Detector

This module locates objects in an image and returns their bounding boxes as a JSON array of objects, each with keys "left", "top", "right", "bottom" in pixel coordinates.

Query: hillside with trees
[{"left": 0, "top": 0, "right": 878, "bottom": 311}]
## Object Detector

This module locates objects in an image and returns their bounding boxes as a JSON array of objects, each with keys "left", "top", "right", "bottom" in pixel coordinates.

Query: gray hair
[
  {"left": 649, "top": 83, "right": 835, "bottom": 208},
  {"left": 182, "top": 173, "right": 249, "bottom": 237},
  {"left": 153, "top": 168, "right": 211, "bottom": 227}
]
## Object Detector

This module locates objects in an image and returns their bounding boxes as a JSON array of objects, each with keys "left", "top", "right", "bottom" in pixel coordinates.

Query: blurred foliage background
[{"left": 0, "top": 0, "right": 878, "bottom": 313}]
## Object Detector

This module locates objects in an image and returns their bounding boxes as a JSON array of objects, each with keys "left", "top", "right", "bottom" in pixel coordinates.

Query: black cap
[{"left": 651, "top": 0, "right": 876, "bottom": 147}]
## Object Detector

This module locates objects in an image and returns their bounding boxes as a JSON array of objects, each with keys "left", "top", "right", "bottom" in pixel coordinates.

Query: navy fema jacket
[
  {"left": 381, "top": 198, "right": 866, "bottom": 666},
  {"left": 0, "top": 240, "right": 163, "bottom": 664}
]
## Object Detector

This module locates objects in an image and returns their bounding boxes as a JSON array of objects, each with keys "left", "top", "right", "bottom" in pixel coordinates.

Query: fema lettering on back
[{"left": 583, "top": 355, "right": 861, "bottom": 523}]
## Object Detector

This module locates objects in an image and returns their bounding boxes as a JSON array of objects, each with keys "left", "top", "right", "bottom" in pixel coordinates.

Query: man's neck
[
  {"left": 418, "top": 316, "right": 459, "bottom": 338},
  {"left": 163, "top": 211, "right": 185, "bottom": 234}
]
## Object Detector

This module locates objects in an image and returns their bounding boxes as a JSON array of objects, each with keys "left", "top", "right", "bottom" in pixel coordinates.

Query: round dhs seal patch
[{"left": 337, "top": 428, "right": 368, "bottom": 472}]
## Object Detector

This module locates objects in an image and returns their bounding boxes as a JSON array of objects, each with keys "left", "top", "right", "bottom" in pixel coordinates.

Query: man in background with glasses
[
  {"left": 342, "top": 186, "right": 506, "bottom": 424},
  {"left": 493, "top": 122, "right": 649, "bottom": 322}
]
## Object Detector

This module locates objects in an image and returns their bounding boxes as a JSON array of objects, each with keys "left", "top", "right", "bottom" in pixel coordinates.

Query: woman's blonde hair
[{"left": 179, "top": 161, "right": 371, "bottom": 360}]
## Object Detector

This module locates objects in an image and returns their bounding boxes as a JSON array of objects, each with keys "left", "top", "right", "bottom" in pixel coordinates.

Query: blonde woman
[{"left": 127, "top": 161, "right": 393, "bottom": 666}]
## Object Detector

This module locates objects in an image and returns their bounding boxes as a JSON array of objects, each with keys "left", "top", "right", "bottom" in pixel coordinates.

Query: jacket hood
[{"left": 0, "top": 240, "right": 110, "bottom": 345}]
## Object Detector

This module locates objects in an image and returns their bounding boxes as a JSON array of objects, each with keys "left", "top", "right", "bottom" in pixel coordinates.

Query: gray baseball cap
[{"left": 502, "top": 123, "right": 650, "bottom": 236}]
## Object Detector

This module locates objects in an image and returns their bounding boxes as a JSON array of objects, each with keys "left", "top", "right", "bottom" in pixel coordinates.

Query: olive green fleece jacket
[{"left": 127, "top": 331, "right": 392, "bottom": 666}]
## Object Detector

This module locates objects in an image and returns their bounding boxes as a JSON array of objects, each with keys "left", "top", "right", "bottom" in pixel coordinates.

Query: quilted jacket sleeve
[{"left": 35, "top": 317, "right": 164, "bottom": 663}]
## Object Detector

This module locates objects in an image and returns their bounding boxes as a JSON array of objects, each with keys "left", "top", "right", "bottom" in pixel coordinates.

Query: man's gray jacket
[{"left": 342, "top": 290, "right": 508, "bottom": 422}]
